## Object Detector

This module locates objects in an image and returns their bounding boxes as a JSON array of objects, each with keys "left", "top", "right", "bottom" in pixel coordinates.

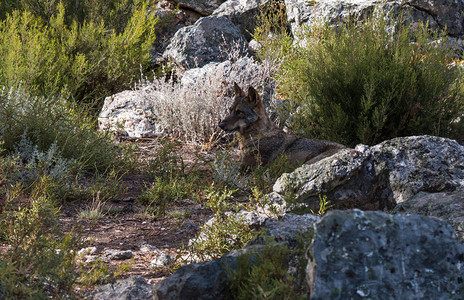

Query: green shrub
[
  {"left": 0, "top": 170, "right": 80, "bottom": 299},
  {"left": 248, "top": 153, "right": 300, "bottom": 194},
  {"left": 0, "top": 87, "right": 130, "bottom": 173},
  {"left": 186, "top": 187, "right": 256, "bottom": 262},
  {"left": 227, "top": 235, "right": 308, "bottom": 300},
  {"left": 0, "top": 0, "right": 148, "bottom": 30},
  {"left": 137, "top": 177, "right": 193, "bottom": 218},
  {"left": 270, "top": 10, "right": 464, "bottom": 146},
  {"left": 0, "top": 1, "right": 157, "bottom": 107}
]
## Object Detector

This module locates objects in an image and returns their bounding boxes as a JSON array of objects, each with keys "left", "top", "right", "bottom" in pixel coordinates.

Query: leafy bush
[
  {"left": 137, "top": 177, "right": 193, "bottom": 218},
  {"left": 0, "top": 1, "right": 157, "bottom": 106},
  {"left": 265, "top": 10, "right": 464, "bottom": 146},
  {"left": 227, "top": 235, "right": 309, "bottom": 300},
  {"left": 0, "top": 168, "right": 80, "bottom": 299},
  {"left": 0, "top": 87, "right": 129, "bottom": 173},
  {"left": 2, "top": 0, "right": 150, "bottom": 31}
]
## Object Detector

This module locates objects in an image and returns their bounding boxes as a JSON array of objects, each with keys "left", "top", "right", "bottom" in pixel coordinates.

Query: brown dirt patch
[{"left": 59, "top": 138, "right": 229, "bottom": 295}]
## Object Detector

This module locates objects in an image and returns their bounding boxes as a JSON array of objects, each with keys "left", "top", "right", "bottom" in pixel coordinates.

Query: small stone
[
  {"left": 151, "top": 253, "right": 173, "bottom": 268},
  {"left": 78, "top": 246, "right": 97, "bottom": 256},
  {"left": 103, "top": 249, "right": 134, "bottom": 261}
]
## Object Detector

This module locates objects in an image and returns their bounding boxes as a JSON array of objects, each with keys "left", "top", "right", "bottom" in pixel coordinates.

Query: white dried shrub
[{"left": 136, "top": 56, "right": 274, "bottom": 145}]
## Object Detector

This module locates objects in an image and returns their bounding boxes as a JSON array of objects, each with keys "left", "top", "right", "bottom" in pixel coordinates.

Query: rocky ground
[{"left": 57, "top": 139, "right": 218, "bottom": 296}]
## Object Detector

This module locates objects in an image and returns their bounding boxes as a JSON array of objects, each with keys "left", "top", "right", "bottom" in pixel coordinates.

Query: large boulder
[
  {"left": 162, "top": 16, "right": 249, "bottom": 69},
  {"left": 285, "top": 0, "right": 464, "bottom": 44},
  {"left": 153, "top": 258, "right": 232, "bottom": 300},
  {"left": 273, "top": 135, "right": 464, "bottom": 211},
  {"left": 309, "top": 209, "right": 464, "bottom": 299},
  {"left": 393, "top": 189, "right": 464, "bottom": 242},
  {"left": 98, "top": 90, "right": 162, "bottom": 139}
]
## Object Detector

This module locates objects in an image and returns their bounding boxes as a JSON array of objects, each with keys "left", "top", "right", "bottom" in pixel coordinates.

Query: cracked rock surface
[{"left": 273, "top": 136, "right": 464, "bottom": 211}]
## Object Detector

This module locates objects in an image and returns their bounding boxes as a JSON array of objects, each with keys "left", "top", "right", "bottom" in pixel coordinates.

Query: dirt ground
[{"left": 59, "top": 138, "right": 225, "bottom": 295}]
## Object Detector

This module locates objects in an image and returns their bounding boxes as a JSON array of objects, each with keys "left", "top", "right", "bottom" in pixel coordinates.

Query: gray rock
[
  {"left": 154, "top": 257, "right": 233, "bottom": 300},
  {"left": 98, "top": 89, "right": 162, "bottom": 139},
  {"left": 156, "top": 210, "right": 464, "bottom": 299},
  {"left": 285, "top": 0, "right": 464, "bottom": 46},
  {"left": 273, "top": 135, "right": 464, "bottom": 211},
  {"left": 213, "top": 0, "right": 270, "bottom": 39},
  {"left": 181, "top": 57, "right": 259, "bottom": 87},
  {"left": 151, "top": 0, "right": 202, "bottom": 63},
  {"left": 173, "top": 0, "right": 228, "bottom": 15},
  {"left": 405, "top": 0, "right": 464, "bottom": 37},
  {"left": 182, "top": 221, "right": 200, "bottom": 234},
  {"left": 229, "top": 210, "right": 270, "bottom": 228},
  {"left": 78, "top": 246, "right": 97, "bottom": 256},
  {"left": 309, "top": 209, "right": 464, "bottom": 299},
  {"left": 181, "top": 57, "right": 273, "bottom": 106},
  {"left": 91, "top": 276, "right": 154, "bottom": 300},
  {"left": 393, "top": 189, "right": 464, "bottom": 242},
  {"left": 263, "top": 213, "right": 319, "bottom": 246},
  {"left": 151, "top": 253, "right": 173, "bottom": 268},
  {"left": 162, "top": 16, "right": 249, "bottom": 69},
  {"left": 139, "top": 242, "right": 159, "bottom": 253},
  {"left": 103, "top": 249, "right": 134, "bottom": 261}
]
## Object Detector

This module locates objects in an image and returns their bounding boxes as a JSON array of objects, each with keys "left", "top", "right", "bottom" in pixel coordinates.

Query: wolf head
[{"left": 218, "top": 83, "right": 265, "bottom": 134}]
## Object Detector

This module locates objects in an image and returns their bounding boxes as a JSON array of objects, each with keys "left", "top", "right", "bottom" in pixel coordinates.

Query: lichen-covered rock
[
  {"left": 98, "top": 89, "right": 162, "bottom": 139},
  {"left": 151, "top": 253, "right": 173, "bottom": 268},
  {"left": 309, "top": 209, "right": 464, "bottom": 299},
  {"left": 393, "top": 189, "right": 464, "bottom": 242},
  {"left": 156, "top": 210, "right": 464, "bottom": 299},
  {"left": 285, "top": 0, "right": 464, "bottom": 48},
  {"left": 273, "top": 136, "right": 464, "bottom": 211},
  {"left": 162, "top": 16, "right": 249, "bottom": 69},
  {"left": 91, "top": 276, "right": 154, "bottom": 300}
]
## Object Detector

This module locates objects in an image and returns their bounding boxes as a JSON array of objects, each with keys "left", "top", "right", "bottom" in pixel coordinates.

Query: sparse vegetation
[{"left": 0, "top": 169, "right": 80, "bottom": 299}]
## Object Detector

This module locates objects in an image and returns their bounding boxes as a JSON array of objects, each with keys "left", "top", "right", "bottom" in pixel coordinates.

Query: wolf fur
[{"left": 219, "top": 83, "right": 345, "bottom": 168}]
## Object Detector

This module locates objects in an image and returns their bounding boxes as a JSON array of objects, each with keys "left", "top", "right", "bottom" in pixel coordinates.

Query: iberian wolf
[{"left": 218, "top": 83, "right": 345, "bottom": 168}]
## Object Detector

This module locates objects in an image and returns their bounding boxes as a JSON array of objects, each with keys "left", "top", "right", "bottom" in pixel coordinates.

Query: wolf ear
[
  {"left": 234, "top": 82, "right": 245, "bottom": 97},
  {"left": 247, "top": 86, "right": 261, "bottom": 107}
]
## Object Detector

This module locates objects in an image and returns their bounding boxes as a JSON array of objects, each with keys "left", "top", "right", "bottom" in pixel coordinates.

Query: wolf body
[{"left": 219, "top": 83, "right": 345, "bottom": 168}]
